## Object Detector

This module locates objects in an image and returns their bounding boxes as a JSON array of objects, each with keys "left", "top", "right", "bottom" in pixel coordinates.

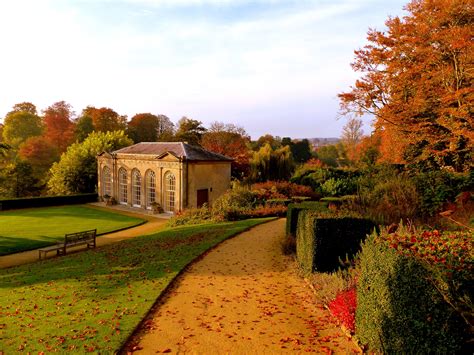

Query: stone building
[{"left": 97, "top": 142, "right": 232, "bottom": 213}]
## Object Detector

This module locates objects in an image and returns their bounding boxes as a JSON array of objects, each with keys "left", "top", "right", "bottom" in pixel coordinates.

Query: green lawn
[
  {"left": 0, "top": 205, "right": 145, "bottom": 255},
  {"left": 0, "top": 218, "right": 273, "bottom": 353}
]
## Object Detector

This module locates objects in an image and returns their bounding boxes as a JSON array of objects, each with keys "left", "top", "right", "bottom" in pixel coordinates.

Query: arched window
[
  {"left": 145, "top": 170, "right": 156, "bottom": 209},
  {"left": 164, "top": 172, "right": 176, "bottom": 212},
  {"left": 132, "top": 169, "right": 141, "bottom": 207},
  {"left": 102, "top": 166, "right": 112, "bottom": 197},
  {"left": 118, "top": 168, "right": 128, "bottom": 204}
]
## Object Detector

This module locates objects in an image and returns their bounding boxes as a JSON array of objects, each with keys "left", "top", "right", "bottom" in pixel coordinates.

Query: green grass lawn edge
[
  {"left": 0, "top": 205, "right": 146, "bottom": 256},
  {"left": 0, "top": 217, "right": 276, "bottom": 353}
]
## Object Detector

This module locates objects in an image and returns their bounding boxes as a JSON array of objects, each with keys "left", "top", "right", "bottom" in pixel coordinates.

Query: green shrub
[
  {"left": 296, "top": 211, "right": 376, "bottom": 273},
  {"left": 0, "top": 193, "right": 98, "bottom": 211},
  {"left": 356, "top": 233, "right": 466, "bottom": 353},
  {"left": 412, "top": 170, "right": 472, "bottom": 216},
  {"left": 168, "top": 205, "right": 213, "bottom": 227},
  {"left": 286, "top": 201, "right": 328, "bottom": 237},
  {"left": 356, "top": 173, "right": 420, "bottom": 224},
  {"left": 266, "top": 198, "right": 292, "bottom": 206},
  {"left": 291, "top": 167, "right": 359, "bottom": 197},
  {"left": 211, "top": 186, "right": 256, "bottom": 221}
]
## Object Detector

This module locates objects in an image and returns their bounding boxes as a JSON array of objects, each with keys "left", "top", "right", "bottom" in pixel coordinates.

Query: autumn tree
[
  {"left": 156, "top": 114, "right": 175, "bottom": 141},
  {"left": 201, "top": 122, "right": 251, "bottom": 178},
  {"left": 83, "top": 106, "right": 127, "bottom": 133},
  {"left": 339, "top": 0, "right": 473, "bottom": 171},
  {"left": 250, "top": 143, "right": 294, "bottom": 182},
  {"left": 19, "top": 136, "right": 58, "bottom": 176},
  {"left": 8, "top": 102, "right": 37, "bottom": 116},
  {"left": 354, "top": 134, "right": 382, "bottom": 167},
  {"left": 341, "top": 118, "right": 364, "bottom": 162},
  {"left": 48, "top": 131, "right": 132, "bottom": 195},
  {"left": 42, "top": 101, "right": 75, "bottom": 153},
  {"left": 127, "top": 113, "right": 158, "bottom": 143},
  {"left": 2, "top": 105, "right": 42, "bottom": 148},
  {"left": 75, "top": 114, "right": 94, "bottom": 142},
  {"left": 253, "top": 134, "right": 282, "bottom": 150},
  {"left": 175, "top": 117, "right": 207, "bottom": 146},
  {"left": 281, "top": 137, "right": 312, "bottom": 163}
]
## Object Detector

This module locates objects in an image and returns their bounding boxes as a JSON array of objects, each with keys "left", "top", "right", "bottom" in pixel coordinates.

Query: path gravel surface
[{"left": 129, "top": 218, "right": 359, "bottom": 354}]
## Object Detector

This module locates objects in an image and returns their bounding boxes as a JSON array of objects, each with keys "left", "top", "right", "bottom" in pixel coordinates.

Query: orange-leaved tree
[
  {"left": 42, "top": 101, "right": 75, "bottom": 153},
  {"left": 83, "top": 106, "right": 127, "bottom": 133},
  {"left": 201, "top": 122, "right": 251, "bottom": 178},
  {"left": 339, "top": 0, "right": 473, "bottom": 171}
]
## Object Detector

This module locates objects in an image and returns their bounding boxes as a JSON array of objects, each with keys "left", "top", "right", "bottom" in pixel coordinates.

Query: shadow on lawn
[
  {"left": 0, "top": 206, "right": 143, "bottom": 223},
  {"left": 0, "top": 235, "right": 57, "bottom": 256}
]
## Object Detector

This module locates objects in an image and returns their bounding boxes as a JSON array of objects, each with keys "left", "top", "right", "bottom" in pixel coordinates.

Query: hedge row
[
  {"left": 0, "top": 193, "right": 99, "bottom": 211},
  {"left": 357, "top": 233, "right": 467, "bottom": 353},
  {"left": 296, "top": 210, "right": 376, "bottom": 272},
  {"left": 286, "top": 201, "right": 328, "bottom": 237}
]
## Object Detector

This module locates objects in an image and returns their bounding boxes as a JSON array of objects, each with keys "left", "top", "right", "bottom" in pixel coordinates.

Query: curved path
[
  {"left": 129, "top": 219, "right": 359, "bottom": 354},
  {"left": 0, "top": 205, "right": 167, "bottom": 269}
]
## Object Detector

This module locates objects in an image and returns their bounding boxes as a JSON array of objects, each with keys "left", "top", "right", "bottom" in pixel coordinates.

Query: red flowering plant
[
  {"left": 328, "top": 286, "right": 357, "bottom": 333},
  {"left": 381, "top": 229, "right": 473, "bottom": 280},
  {"left": 373, "top": 227, "right": 473, "bottom": 336}
]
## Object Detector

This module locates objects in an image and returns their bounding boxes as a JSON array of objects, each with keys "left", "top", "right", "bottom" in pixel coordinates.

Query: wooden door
[{"left": 197, "top": 189, "right": 209, "bottom": 207}]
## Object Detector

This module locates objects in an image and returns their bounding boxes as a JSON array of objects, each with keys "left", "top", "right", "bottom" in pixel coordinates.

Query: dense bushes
[
  {"left": 347, "top": 166, "right": 473, "bottom": 224},
  {"left": 356, "top": 173, "right": 420, "bottom": 224},
  {"left": 356, "top": 230, "right": 471, "bottom": 353},
  {"left": 291, "top": 166, "right": 359, "bottom": 197},
  {"left": 412, "top": 170, "right": 473, "bottom": 216},
  {"left": 0, "top": 193, "right": 98, "bottom": 211},
  {"left": 251, "top": 180, "right": 317, "bottom": 201},
  {"left": 296, "top": 210, "right": 376, "bottom": 272}
]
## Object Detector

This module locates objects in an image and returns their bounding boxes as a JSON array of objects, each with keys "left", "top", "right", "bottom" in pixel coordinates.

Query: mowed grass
[
  {"left": 0, "top": 205, "right": 145, "bottom": 255},
  {"left": 0, "top": 218, "right": 273, "bottom": 353}
]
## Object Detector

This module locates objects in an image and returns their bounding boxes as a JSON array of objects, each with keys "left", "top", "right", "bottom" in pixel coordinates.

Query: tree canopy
[
  {"left": 42, "top": 101, "right": 75, "bottom": 153},
  {"left": 175, "top": 117, "right": 206, "bottom": 146},
  {"left": 48, "top": 131, "right": 132, "bottom": 195},
  {"left": 2, "top": 110, "right": 42, "bottom": 148},
  {"left": 83, "top": 106, "right": 127, "bottom": 133},
  {"left": 201, "top": 122, "right": 251, "bottom": 178},
  {"left": 339, "top": 0, "right": 473, "bottom": 171}
]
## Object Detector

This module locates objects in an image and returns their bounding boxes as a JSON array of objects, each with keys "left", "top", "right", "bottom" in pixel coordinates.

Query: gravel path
[{"left": 129, "top": 218, "right": 359, "bottom": 354}]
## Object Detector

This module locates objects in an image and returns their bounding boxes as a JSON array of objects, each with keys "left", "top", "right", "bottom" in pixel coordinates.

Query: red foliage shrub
[
  {"left": 251, "top": 181, "right": 316, "bottom": 201},
  {"left": 328, "top": 287, "right": 356, "bottom": 333},
  {"left": 241, "top": 205, "right": 287, "bottom": 218}
]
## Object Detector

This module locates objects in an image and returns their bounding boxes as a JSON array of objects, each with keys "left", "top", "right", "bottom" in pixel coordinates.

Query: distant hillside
[{"left": 304, "top": 137, "right": 340, "bottom": 149}]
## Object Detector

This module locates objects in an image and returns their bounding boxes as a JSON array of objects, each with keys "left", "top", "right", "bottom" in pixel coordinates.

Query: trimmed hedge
[
  {"left": 0, "top": 193, "right": 98, "bottom": 211},
  {"left": 266, "top": 198, "right": 292, "bottom": 206},
  {"left": 296, "top": 211, "right": 376, "bottom": 272},
  {"left": 356, "top": 234, "right": 466, "bottom": 353},
  {"left": 286, "top": 201, "right": 328, "bottom": 236}
]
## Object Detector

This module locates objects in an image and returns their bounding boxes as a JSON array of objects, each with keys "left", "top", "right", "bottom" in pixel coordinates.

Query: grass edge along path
[
  {"left": 0, "top": 217, "right": 274, "bottom": 353},
  {"left": 0, "top": 205, "right": 145, "bottom": 255}
]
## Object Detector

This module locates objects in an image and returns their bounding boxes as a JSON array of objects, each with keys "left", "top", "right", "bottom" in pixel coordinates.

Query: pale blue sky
[{"left": 0, "top": 0, "right": 408, "bottom": 139}]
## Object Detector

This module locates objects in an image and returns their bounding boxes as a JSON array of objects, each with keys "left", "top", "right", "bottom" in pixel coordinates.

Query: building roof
[{"left": 112, "top": 142, "right": 233, "bottom": 162}]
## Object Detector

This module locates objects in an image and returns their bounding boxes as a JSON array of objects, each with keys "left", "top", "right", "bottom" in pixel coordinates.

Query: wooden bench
[{"left": 38, "top": 229, "right": 97, "bottom": 260}]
